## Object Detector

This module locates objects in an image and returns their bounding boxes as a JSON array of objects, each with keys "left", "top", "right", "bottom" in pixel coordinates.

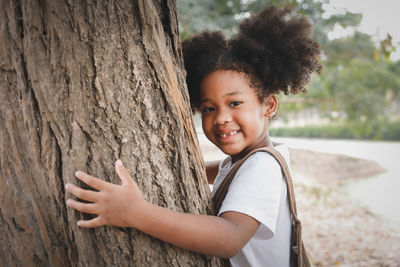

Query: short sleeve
[{"left": 217, "top": 152, "right": 284, "bottom": 240}]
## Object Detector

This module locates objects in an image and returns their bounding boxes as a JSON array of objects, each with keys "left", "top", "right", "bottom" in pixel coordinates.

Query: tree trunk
[{"left": 0, "top": 0, "right": 221, "bottom": 266}]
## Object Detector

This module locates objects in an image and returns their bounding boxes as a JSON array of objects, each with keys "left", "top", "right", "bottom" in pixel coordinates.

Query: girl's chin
[{"left": 218, "top": 145, "right": 243, "bottom": 156}]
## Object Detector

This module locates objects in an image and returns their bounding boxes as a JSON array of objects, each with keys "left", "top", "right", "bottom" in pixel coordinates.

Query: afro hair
[{"left": 182, "top": 6, "right": 322, "bottom": 111}]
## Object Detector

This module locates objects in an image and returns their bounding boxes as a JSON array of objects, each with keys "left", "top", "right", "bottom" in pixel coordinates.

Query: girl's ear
[{"left": 263, "top": 94, "right": 278, "bottom": 118}]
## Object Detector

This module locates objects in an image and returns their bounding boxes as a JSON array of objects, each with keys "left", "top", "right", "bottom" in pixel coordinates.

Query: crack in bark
[
  {"left": 113, "top": 0, "right": 131, "bottom": 83},
  {"left": 12, "top": 0, "right": 29, "bottom": 101},
  {"left": 82, "top": 1, "right": 101, "bottom": 116},
  {"left": 160, "top": 0, "right": 179, "bottom": 59},
  {"left": 30, "top": 86, "right": 44, "bottom": 161},
  {"left": 15, "top": 0, "right": 24, "bottom": 40},
  {"left": 11, "top": 217, "right": 26, "bottom": 232}
]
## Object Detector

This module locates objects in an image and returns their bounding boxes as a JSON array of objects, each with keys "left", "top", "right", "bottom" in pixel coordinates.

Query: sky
[{"left": 324, "top": 0, "right": 400, "bottom": 60}]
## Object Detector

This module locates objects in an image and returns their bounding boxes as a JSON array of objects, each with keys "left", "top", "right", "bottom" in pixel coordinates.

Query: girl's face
[{"left": 200, "top": 70, "right": 277, "bottom": 161}]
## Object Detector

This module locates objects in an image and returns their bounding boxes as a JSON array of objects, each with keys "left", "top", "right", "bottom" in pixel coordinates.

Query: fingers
[
  {"left": 66, "top": 198, "right": 98, "bottom": 214},
  {"left": 77, "top": 217, "right": 103, "bottom": 228},
  {"left": 67, "top": 162, "right": 134, "bottom": 229},
  {"left": 115, "top": 159, "right": 132, "bottom": 185},
  {"left": 75, "top": 171, "right": 108, "bottom": 190},
  {"left": 65, "top": 183, "right": 99, "bottom": 202}
]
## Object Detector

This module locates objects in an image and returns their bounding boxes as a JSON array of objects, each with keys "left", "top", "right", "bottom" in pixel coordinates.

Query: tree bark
[{"left": 0, "top": 0, "right": 221, "bottom": 266}]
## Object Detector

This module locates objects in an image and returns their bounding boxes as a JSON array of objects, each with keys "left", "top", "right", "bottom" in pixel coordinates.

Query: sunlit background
[{"left": 177, "top": 0, "right": 400, "bottom": 265}]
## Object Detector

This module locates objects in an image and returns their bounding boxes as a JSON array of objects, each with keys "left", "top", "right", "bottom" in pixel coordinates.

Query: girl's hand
[{"left": 65, "top": 160, "right": 147, "bottom": 228}]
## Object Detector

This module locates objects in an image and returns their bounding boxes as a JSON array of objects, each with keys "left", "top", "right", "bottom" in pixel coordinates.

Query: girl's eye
[
  {"left": 202, "top": 106, "right": 215, "bottom": 113},
  {"left": 230, "top": 101, "right": 242, "bottom": 107}
]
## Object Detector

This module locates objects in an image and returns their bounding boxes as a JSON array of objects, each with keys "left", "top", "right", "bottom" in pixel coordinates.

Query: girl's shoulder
[
  {"left": 217, "top": 143, "right": 290, "bottom": 178},
  {"left": 230, "top": 144, "right": 290, "bottom": 182},
  {"left": 245, "top": 143, "right": 290, "bottom": 166}
]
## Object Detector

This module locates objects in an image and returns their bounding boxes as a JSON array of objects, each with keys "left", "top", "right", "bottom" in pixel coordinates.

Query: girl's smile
[
  {"left": 200, "top": 70, "right": 277, "bottom": 161},
  {"left": 217, "top": 129, "right": 240, "bottom": 142}
]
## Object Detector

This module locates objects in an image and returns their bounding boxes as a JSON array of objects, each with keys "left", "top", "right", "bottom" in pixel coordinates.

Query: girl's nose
[{"left": 215, "top": 109, "right": 232, "bottom": 125}]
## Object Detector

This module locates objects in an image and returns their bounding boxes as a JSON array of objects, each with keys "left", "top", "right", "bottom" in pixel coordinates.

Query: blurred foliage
[
  {"left": 177, "top": 0, "right": 400, "bottom": 139},
  {"left": 177, "top": 0, "right": 362, "bottom": 41},
  {"left": 270, "top": 121, "right": 400, "bottom": 140}
]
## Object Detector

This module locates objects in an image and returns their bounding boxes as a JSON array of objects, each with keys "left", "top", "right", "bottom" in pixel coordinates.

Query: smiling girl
[{"left": 66, "top": 6, "right": 321, "bottom": 266}]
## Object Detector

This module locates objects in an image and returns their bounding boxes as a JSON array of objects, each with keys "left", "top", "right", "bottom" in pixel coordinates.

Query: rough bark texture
[{"left": 0, "top": 0, "right": 221, "bottom": 266}]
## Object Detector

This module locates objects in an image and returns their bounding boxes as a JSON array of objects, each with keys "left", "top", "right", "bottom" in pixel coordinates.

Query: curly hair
[{"left": 182, "top": 6, "right": 322, "bottom": 111}]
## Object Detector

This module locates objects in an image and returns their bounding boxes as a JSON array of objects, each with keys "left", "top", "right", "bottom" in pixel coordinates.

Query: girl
[{"left": 66, "top": 6, "right": 321, "bottom": 266}]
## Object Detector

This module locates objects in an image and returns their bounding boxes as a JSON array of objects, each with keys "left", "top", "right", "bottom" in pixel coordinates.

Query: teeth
[{"left": 220, "top": 131, "right": 238, "bottom": 138}]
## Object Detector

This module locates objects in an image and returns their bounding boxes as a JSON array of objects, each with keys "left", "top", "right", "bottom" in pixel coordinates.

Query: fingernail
[
  {"left": 75, "top": 171, "right": 81, "bottom": 176},
  {"left": 116, "top": 159, "right": 123, "bottom": 167},
  {"left": 65, "top": 183, "right": 70, "bottom": 190},
  {"left": 66, "top": 199, "right": 71, "bottom": 206},
  {"left": 77, "top": 221, "right": 82, "bottom": 227}
]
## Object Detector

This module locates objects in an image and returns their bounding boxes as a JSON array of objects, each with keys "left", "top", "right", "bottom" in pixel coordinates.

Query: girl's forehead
[
  {"left": 200, "top": 70, "right": 259, "bottom": 100},
  {"left": 201, "top": 70, "right": 251, "bottom": 91}
]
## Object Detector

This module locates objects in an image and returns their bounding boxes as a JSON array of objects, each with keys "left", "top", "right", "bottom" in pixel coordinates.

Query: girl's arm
[
  {"left": 65, "top": 160, "right": 259, "bottom": 258},
  {"left": 205, "top": 160, "right": 220, "bottom": 184}
]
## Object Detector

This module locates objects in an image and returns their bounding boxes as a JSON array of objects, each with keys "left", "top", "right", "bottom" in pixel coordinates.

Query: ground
[
  {"left": 291, "top": 149, "right": 400, "bottom": 267},
  {"left": 199, "top": 138, "right": 400, "bottom": 267}
]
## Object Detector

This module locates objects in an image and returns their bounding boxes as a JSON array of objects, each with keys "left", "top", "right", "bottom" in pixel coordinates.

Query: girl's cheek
[
  {"left": 202, "top": 119, "right": 214, "bottom": 139},
  {"left": 202, "top": 115, "right": 211, "bottom": 127}
]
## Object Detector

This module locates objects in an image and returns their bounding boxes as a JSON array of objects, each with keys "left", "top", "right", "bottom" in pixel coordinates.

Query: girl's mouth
[
  {"left": 219, "top": 130, "right": 239, "bottom": 138},
  {"left": 217, "top": 130, "right": 240, "bottom": 143}
]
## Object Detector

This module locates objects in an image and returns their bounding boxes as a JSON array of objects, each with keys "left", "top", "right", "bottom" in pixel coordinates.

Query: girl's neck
[{"left": 231, "top": 134, "right": 273, "bottom": 164}]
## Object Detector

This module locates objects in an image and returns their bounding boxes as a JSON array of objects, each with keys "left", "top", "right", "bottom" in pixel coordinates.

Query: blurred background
[{"left": 177, "top": 0, "right": 400, "bottom": 265}]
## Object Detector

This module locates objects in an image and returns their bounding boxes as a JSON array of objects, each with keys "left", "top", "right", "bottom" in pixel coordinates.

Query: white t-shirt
[{"left": 212, "top": 144, "right": 292, "bottom": 267}]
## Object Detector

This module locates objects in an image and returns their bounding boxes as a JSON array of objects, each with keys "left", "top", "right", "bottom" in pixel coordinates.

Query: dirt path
[{"left": 295, "top": 172, "right": 400, "bottom": 266}]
